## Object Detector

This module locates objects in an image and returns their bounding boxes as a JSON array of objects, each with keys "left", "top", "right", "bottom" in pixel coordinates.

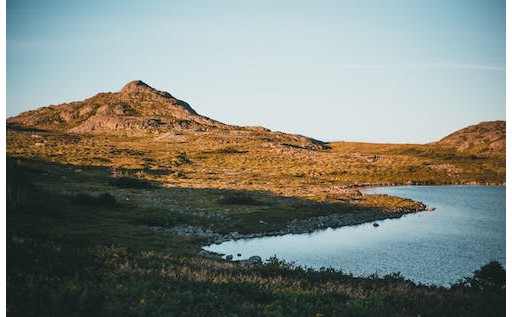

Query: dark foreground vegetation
[
  {"left": 6, "top": 160, "right": 505, "bottom": 316},
  {"left": 7, "top": 240, "right": 506, "bottom": 317}
]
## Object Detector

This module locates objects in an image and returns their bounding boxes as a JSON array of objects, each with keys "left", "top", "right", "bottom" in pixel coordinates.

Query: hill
[
  {"left": 435, "top": 121, "right": 505, "bottom": 157},
  {"left": 8, "top": 80, "right": 216, "bottom": 133},
  {"left": 7, "top": 81, "right": 505, "bottom": 206},
  {"left": 6, "top": 81, "right": 505, "bottom": 316},
  {"left": 8, "top": 80, "right": 325, "bottom": 149}
]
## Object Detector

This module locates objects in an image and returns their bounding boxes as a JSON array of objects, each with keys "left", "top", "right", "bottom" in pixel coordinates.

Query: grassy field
[
  {"left": 6, "top": 119, "right": 506, "bottom": 316},
  {"left": 6, "top": 126, "right": 505, "bottom": 204},
  {"left": 7, "top": 155, "right": 506, "bottom": 316}
]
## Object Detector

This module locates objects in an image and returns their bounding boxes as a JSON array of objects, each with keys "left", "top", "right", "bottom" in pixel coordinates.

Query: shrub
[
  {"left": 72, "top": 193, "right": 118, "bottom": 207},
  {"left": 453, "top": 261, "right": 506, "bottom": 291},
  {"left": 96, "top": 193, "right": 118, "bottom": 207},
  {"left": 72, "top": 193, "right": 96, "bottom": 205},
  {"left": 110, "top": 177, "right": 153, "bottom": 189},
  {"left": 469, "top": 261, "right": 505, "bottom": 290},
  {"left": 7, "top": 161, "right": 42, "bottom": 211},
  {"left": 218, "top": 191, "right": 263, "bottom": 205}
]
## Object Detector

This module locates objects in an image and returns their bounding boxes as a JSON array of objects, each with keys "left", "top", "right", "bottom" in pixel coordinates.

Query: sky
[{"left": 6, "top": 0, "right": 506, "bottom": 143}]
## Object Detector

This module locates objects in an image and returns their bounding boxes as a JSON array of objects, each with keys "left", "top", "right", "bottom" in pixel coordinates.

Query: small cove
[{"left": 204, "top": 186, "right": 505, "bottom": 286}]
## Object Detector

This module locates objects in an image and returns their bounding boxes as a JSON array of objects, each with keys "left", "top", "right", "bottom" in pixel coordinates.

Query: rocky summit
[
  {"left": 7, "top": 80, "right": 220, "bottom": 135},
  {"left": 7, "top": 80, "right": 325, "bottom": 150},
  {"left": 435, "top": 121, "right": 506, "bottom": 157}
]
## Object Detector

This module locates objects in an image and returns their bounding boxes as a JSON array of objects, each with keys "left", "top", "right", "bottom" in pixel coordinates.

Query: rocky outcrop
[
  {"left": 8, "top": 80, "right": 327, "bottom": 149},
  {"left": 239, "top": 256, "right": 262, "bottom": 265},
  {"left": 8, "top": 80, "right": 218, "bottom": 134},
  {"left": 149, "top": 204, "right": 426, "bottom": 247},
  {"left": 434, "top": 121, "right": 505, "bottom": 156}
]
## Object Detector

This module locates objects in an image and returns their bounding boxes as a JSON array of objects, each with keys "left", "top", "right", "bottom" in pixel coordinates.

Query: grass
[
  {"left": 6, "top": 124, "right": 506, "bottom": 316},
  {"left": 6, "top": 158, "right": 506, "bottom": 316},
  {"left": 6, "top": 127, "right": 505, "bottom": 214},
  {"left": 8, "top": 239, "right": 505, "bottom": 316}
]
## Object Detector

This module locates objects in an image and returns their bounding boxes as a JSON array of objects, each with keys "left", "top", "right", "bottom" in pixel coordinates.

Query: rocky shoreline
[
  {"left": 354, "top": 181, "right": 506, "bottom": 189},
  {"left": 148, "top": 204, "right": 427, "bottom": 254}
]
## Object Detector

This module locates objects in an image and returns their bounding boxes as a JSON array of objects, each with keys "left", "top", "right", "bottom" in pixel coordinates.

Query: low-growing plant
[
  {"left": 219, "top": 191, "right": 264, "bottom": 205},
  {"left": 109, "top": 177, "right": 154, "bottom": 189},
  {"left": 96, "top": 193, "right": 118, "bottom": 207},
  {"left": 72, "top": 192, "right": 118, "bottom": 207},
  {"left": 454, "top": 261, "right": 505, "bottom": 291}
]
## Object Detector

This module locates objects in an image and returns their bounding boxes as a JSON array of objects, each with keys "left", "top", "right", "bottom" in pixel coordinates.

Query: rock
[
  {"left": 239, "top": 256, "right": 262, "bottom": 266},
  {"left": 248, "top": 256, "right": 262, "bottom": 264},
  {"left": 198, "top": 250, "right": 223, "bottom": 259},
  {"left": 373, "top": 223, "right": 379, "bottom": 227},
  {"left": 226, "top": 255, "right": 233, "bottom": 260}
]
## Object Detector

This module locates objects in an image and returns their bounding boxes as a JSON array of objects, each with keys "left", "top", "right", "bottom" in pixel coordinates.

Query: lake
[{"left": 204, "top": 186, "right": 506, "bottom": 287}]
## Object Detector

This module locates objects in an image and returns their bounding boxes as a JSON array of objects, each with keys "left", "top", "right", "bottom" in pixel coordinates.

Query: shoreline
[
  {"left": 149, "top": 204, "right": 426, "bottom": 254},
  {"left": 151, "top": 182, "right": 502, "bottom": 254},
  {"left": 352, "top": 181, "right": 506, "bottom": 190}
]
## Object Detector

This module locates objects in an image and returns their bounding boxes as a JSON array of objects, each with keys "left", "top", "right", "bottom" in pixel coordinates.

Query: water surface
[{"left": 204, "top": 186, "right": 505, "bottom": 286}]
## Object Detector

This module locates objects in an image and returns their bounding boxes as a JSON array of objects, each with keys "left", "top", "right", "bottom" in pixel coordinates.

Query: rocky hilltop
[
  {"left": 8, "top": 80, "right": 326, "bottom": 150},
  {"left": 435, "top": 121, "right": 505, "bottom": 157},
  {"left": 8, "top": 80, "right": 218, "bottom": 134}
]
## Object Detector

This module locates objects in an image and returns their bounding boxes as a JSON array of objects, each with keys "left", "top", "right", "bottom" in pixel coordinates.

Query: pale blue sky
[{"left": 7, "top": 0, "right": 505, "bottom": 143}]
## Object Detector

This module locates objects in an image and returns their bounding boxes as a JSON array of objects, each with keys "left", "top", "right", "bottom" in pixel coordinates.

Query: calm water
[{"left": 204, "top": 186, "right": 505, "bottom": 286}]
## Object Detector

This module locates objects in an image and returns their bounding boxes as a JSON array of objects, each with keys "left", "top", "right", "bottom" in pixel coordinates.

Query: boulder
[
  {"left": 248, "top": 256, "right": 262, "bottom": 264},
  {"left": 238, "top": 255, "right": 263, "bottom": 266}
]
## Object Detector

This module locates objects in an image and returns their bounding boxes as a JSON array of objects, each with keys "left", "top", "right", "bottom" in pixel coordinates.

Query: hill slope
[
  {"left": 7, "top": 81, "right": 505, "bottom": 209},
  {"left": 8, "top": 80, "right": 325, "bottom": 150},
  {"left": 8, "top": 80, "right": 217, "bottom": 134},
  {"left": 435, "top": 121, "right": 505, "bottom": 156}
]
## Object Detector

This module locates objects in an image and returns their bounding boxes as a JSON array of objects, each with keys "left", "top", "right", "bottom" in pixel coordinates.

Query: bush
[
  {"left": 218, "top": 192, "right": 263, "bottom": 205},
  {"left": 469, "top": 261, "right": 505, "bottom": 290},
  {"left": 110, "top": 177, "right": 153, "bottom": 189},
  {"left": 96, "top": 193, "right": 118, "bottom": 207},
  {"left": 453, "top": 261, "right": 506, "bottom": 291},
  {"left": 72, "top": 193, "right": 118, "bottom": 207},
  {"left": 72, "top": 193, "right": 96, "bottom": 205},
  {"left": 7, "top": 161, "right": 42, "bottom": 211}
]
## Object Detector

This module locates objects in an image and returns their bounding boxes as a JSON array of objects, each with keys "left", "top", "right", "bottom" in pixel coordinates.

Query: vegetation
[
  {"left": 6, "top": 159, "right": 505, "bottom": 316},
  {"left": 454, "top": 261, "right": 506, "bottom": 291},
  {"left": 7, "top": 238, "right": 506, "bottom": 316},
  {"left": 6, "top": 83, "right": 506, "bottom": 315},
  {"left": 218, "top": 191, "right": 264, "bottom": 206},
  {"left": 109, "top": 177, "right": 155, "bottom": 189},
  {"left": 6, "top": 126, "right": 505, "bottom": 209},
  {"left": 71, "top": 192, "right": 118, "bottom": 208}
]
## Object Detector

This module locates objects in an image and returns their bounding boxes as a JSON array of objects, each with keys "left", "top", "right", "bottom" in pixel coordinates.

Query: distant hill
[
  {"left": 7, "top": 80, "right": 326, "bottom": 150},
  {"left": 434, "top": 121, "right": 505, "bottom": 157},
  {"left": 8, "top": 80, "right": 220, "bottom": 134}
]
